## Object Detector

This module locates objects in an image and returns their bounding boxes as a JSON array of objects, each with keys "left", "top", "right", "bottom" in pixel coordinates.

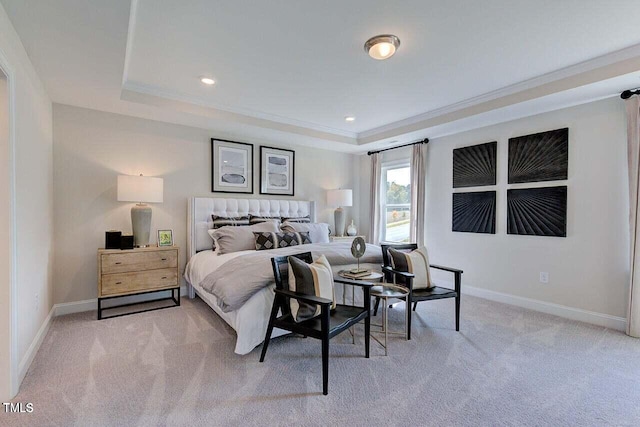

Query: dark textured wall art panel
[
  {"left": 507, "top": 186, "right": 567, "bottom": 237},
  {"left": 508, "top": 128, "right": 568, "bottom": 184},
  {"left": 453, "top": 141, "right": 497, "bottom": 188},
  {"left": 452, "top": 191, "right": 496, "bottom": 234}
]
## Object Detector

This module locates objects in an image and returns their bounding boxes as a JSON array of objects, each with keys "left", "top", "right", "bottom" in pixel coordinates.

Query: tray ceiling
[{"left": 3, "top": 0, "right": 640, "bottom": 152}]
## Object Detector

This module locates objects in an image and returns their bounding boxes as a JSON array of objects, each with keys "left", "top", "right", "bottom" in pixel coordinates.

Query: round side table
[{"left": 370, "top": 283, "right": 409, "bottom": 356}]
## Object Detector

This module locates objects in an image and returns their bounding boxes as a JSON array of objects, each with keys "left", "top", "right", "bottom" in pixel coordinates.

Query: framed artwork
[
  {"left": 211, "top": 138, "right": 254, "bottom": 193},
  {"left": 507, "top": 186, "right": 567, "bottom": 237},
  {"left": 157, "top": 229, "right": 174, "bottom": 247},
  {"left": 508, "top": 128, "right": 568, "bottom": 184},
  {"left": 453, "top": 141, "right": 497, "bottom": 188},
  {"left": 452, "top": 191, "right": 496, "bottom": 234},
  {"left": 260, "top": 146, "right": 295, "bottom": 196}
]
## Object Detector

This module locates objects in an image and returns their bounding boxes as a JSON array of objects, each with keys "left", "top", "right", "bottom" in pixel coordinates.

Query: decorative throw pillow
[
  {"left": 254, "top": 231, "right": 312, "bottom": 250},
  {"left": 388, "top": 247, "right": 433, "bottom": 289},
  {"left": 249, "top": 215, "right": 281, "bottom": 225},
  {"left": 281, "top": 215, "right": 311, "bottom": 223},
  {"left": 211, "top": 221, "right": 279, "bottom": 255},
  {"left": 281, "top": 222, "right": 330, "bottom": 244},
  {"left": 288, "top": 255, "right": 336, "bottom": 322},
  {"left": 211, "top": 215, "right": 250, "bottom": 228}
]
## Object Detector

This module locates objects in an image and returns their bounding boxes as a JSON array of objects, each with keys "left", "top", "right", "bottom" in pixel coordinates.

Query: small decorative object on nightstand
[
  {"left": 157, "top": 229, "right": 173, "bottom": 247},
  {"left": 97, "top": 246, "right": 179, "bottom": 319},
  {"left": 346, "top": 220, "right": 357, "bottom": 236}
]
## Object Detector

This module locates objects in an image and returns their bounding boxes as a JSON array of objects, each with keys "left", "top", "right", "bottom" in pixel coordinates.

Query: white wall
[
  {"left": 0, "top": 2, "right": 54, "bottom": 399},
  {"left": 52, "top": 104, "right": 359, "bottom": 304},
  {"left": 361, "top": 97, "right": 629, "bottom": 319}
]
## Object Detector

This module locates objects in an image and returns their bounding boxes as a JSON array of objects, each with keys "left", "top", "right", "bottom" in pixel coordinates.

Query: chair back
[
  {"left": 381, "top": 243, "right": 417, "bottom": 284},
  {"left": 271, "top": 252, "right": 314, "bottom": 317}
]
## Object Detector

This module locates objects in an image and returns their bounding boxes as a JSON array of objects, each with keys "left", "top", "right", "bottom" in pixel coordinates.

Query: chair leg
[
  {"left": 259, "top": 301, "right": 279, "bottom": 362},
  {"left": 373, "top": 297, "right": 380, "bottom": 316},
  {"left": 455, "top": 294, "right": 461, "bottom": 332},
  {"left": 365, "top": 311, "right": 370, "bottom": 359},
  {"left": 407, "top": 303, "right": 412, "bottom": 340},
  {"left": 412, "top": 301, "right": 418, "bottom": 311},
  {"left": 321, "top": 306, "right": 330, "bottom": 396}
]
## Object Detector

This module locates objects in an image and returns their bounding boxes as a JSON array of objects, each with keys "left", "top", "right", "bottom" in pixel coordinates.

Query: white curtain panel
[
  {"left": 410, "top": 143, "right": 427, "bottom": 246},
  {"left": 625, "top": 95, "right": 640, "bottom": 338},
  {"left": 369, "top": 152, "right": 382, "bottom": 244}
]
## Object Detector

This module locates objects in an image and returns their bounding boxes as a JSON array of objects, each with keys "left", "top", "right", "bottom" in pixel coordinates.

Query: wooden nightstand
[
  {"left": 330, "top": 235, "right": 366, "bottom": 242},
  {"left": 97, "top": 246, "right": 180, "bottom": 319}
]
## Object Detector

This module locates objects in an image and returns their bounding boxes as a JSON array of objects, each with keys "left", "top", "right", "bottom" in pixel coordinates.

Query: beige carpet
[{"left": 3, "top": 295, "right": 640, "bottom": 427}]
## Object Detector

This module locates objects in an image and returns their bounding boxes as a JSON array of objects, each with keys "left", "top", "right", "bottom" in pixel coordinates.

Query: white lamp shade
[
  {"left": 117, "top": 175, "right": 163, "bottom": 203},
  {"left": 327, "top": 189, "right": 352, "bottom": 207}
]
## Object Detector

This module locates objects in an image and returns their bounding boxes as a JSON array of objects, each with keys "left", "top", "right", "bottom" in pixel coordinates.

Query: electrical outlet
[
  {"left": 539, "top": 272, "right": 549, "bottom": 284},
  {"left": 35, "top": 293, "right": 40, "bottom": 310}
]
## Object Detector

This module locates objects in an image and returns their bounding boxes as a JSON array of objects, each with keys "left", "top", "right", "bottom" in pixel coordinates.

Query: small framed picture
[
  {"left": 157, "top": 229, "right": 174, "bottom": 247},
  {"left": 211, "top": 138, "right": 254, "bottom": 193},
  {"left": 260, "top": 146, "right": 295, "bottom": 196}
]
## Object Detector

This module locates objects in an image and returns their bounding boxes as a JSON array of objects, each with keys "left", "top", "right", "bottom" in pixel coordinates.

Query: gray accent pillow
[
  {"left": 281, "top": 222, "right": 330, "bottom": 244},
  {"left": 254, "top": 231, "right": 312, "bottom": 250},
  {"left": 288, "top": 255, "right": 336, "bottom": 322},
  {"left": 211, "top": 221, "right": 279, "bottom": 255}
]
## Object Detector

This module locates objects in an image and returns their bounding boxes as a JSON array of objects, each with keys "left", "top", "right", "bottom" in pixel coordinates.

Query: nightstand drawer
[
  {"left": 101, "top": 268, "right": 178, "bottom": 296},
  {"left": 101, "top": 250, "right": 177, "bottom": 274}
]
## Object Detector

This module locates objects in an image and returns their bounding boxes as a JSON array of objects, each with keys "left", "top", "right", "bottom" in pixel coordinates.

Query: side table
[{"left": 370, "top": 284, "right": 409, "bottom": 356}]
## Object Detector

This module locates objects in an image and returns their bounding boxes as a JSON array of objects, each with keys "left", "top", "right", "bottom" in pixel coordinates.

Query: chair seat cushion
[
  {"left": 412, "top": 285, "right": 457, "bottom": 300},
  {"left": 389, "top": 246, "right": 433, "bottom": 289},
  {"left": 288, "top": 255, "right": 336, "bottom": 322}
]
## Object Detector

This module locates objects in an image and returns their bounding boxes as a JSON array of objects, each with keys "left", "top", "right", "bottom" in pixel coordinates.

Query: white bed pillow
[
  {"left": 281, "top": 222, "right": 330, "bottom": 244},
  {"left": 211, "top": 221, "right": 279, "bottom": 255}
]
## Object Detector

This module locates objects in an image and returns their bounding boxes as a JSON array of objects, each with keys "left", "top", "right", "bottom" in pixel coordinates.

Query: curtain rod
[
  {"left": 367, "top": 138, "right": 429, "bottom": 156},
  {"left": 621, "top": 89, "right": 640, "bottom": 99}
]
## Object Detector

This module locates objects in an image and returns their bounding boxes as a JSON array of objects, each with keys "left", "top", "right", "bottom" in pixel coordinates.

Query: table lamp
[
  {"left": 117, "top": 174, "right": 163, "bottom": 247},
  {"left": 327, "top": 189, "right": 352, "bottom": 237}
]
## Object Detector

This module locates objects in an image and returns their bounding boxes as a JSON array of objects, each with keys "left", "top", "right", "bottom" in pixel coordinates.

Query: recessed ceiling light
[
  {"left": 200, "top": 77, "right": 215, "bottom": 85},
  {"left": 345, "top": 116, "right": 355, "bottom": 122},
  {"left": 364, "top": 34, "right": 400, "bottom": 60}
]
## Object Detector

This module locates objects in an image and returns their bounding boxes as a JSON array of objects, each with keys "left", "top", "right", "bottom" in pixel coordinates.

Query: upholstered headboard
[{"left": 187, "top": 197, "right": 316, "bottom": 260}]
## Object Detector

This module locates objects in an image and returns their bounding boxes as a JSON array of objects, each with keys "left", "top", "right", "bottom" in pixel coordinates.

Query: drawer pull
[
  {"left": 115, "top": 262, "right": 122, "bottom": 265},
  {"left": 161, "top": 258, "right": 167, "bottom": 261},
  {"left": 161, "top": 276, "right": 167, "bottom": 279},
  {"left": 115, "top": 281, "right": 122, "bottom": 285}
]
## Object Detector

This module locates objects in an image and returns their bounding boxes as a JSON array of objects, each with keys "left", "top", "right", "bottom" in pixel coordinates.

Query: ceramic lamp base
[
  {"left": 131, "top": 203, "right": 152, "bottom": 247},
  {"left": 334, "top": 207, "right": 345, "bottom": 237}
]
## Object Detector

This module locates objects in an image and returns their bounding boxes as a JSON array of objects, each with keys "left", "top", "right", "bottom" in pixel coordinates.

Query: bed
[{"left": 184, "top": 197, "right": 382, "bottom": 355}]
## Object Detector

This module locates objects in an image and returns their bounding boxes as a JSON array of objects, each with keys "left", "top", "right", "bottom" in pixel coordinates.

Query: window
[{"left": 381, "top": 162, "right": 411, "bottom": 242}]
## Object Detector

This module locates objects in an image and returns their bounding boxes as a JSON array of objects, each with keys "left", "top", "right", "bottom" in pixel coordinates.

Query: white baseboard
[
  {"left": 53, "top": 285, "right": 189, "bottom": 316},
  {"left": 54, "top": 298, "right": 97, "bottom": 316},
  {"left": 18, "top": 306, "right": 54, "bottom": 385},
  {"left": 463, "top": 285, "right": 627, "bottom": 331}
]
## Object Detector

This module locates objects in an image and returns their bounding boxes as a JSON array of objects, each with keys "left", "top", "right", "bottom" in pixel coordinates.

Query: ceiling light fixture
[
  {"left": 364, "top": 34, "right": 400, "bottom": 60},
  {"left": 345, "top": 116, "right": 355, "bottom": 122},
  {"left": 200, "top": 77, "right": 215, "bottom": 85}
]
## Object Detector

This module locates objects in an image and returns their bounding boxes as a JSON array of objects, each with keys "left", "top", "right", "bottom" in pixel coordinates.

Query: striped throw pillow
[
  {"left": 254, "top": 231, "right": 312, "bottom": 250},
  {"left": 388, "top": 247, "right": 433, "bottom": 289},
  {"left": 248, "top": 215, "right": 281, "bottom": 225},
  {"left": 211, "top": 215, "right": 250, "bottom": 228},
  {"left": 288, "top": 255, "right": 336, "bottom": 322},
  {"left": 281, "top": 215, "right": 311, "bottom": 223}
]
